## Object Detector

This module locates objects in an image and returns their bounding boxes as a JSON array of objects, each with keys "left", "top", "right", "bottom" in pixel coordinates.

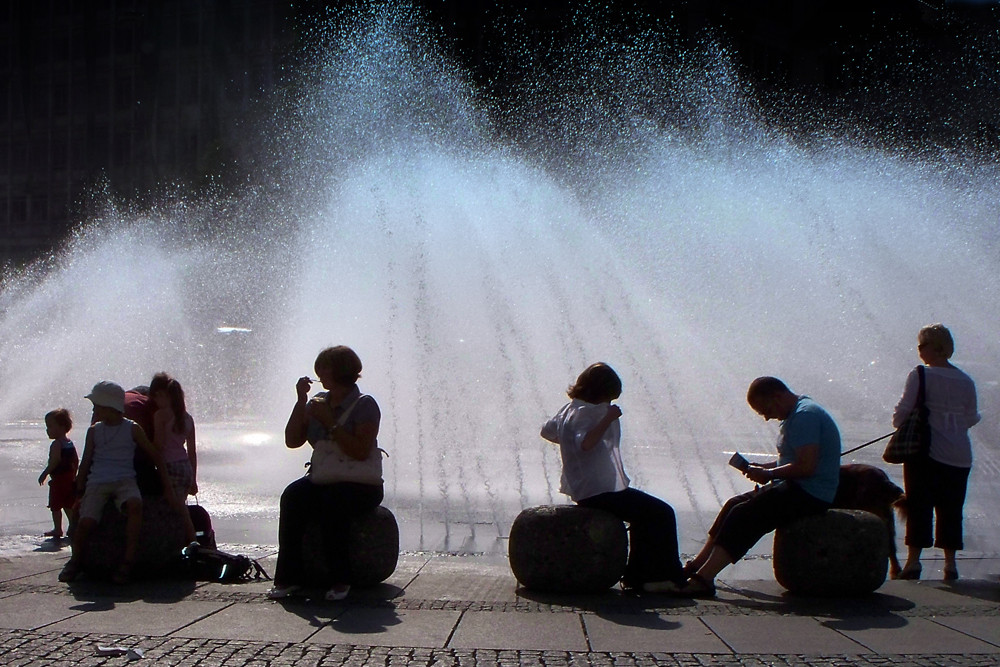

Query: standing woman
[
  {"left": 268, "top": 346, "right": 383, "bottom": 601},
  {"left": 150, "top": 372, "right": 199, "bottom": 544},
  {"left": 894, "top": 324, "right": 980, "bottom": 580},
  {"left": 541, "top": 362, "right": 685, "bottom": 592}
]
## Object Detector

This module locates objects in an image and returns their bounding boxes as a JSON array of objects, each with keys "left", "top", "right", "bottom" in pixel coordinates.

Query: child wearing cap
[{"left": 58, "top": 381, "right": 181, "bottom": 585}]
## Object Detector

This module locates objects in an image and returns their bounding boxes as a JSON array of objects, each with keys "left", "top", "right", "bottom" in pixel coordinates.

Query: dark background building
[{"left": 2, "top": 0, "right": 997, "bottom": 266}]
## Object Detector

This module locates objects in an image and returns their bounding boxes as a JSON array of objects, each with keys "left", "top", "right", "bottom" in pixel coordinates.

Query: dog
[{"left": 833, "top": 463, "right": 907, "bottom": 578}]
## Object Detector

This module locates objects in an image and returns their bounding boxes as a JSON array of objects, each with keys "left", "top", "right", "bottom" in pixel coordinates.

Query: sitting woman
[
  {"left": 267, "top": 346, "right": 383, "bottom": 601},
  {"left": 541, "top": 362, "right": 685, "bottom": 593}
]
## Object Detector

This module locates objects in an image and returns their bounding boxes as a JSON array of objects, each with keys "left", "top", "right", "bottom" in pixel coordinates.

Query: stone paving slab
[
  {"left": 831, "top": 615, "right": 1000, "bottom": 654},
  {"left": 583, "top": 612, "right": 730, "bottom": 653},
  {"left": 44, "top": 598, "right": 232, "bottom": 636},
  {"left": 173, "top": 600, "right": 321, "bottom": 643},
  {"left": 0, "top": 591, "right": 83, "bottom": 630},
  {"left": 448, "top": 609, "right": 588, "bottom": 651},
  {"left": 934, "top": 616, "right": 1000, "bottom": 647},
  {"left": 308, "top": 607, "right": 461, "bottom": 647},
  {"left": 701, "top": 614, "right": 869, "bottom": 654}
]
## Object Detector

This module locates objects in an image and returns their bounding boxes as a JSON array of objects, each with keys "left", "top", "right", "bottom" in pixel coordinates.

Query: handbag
[
  {"left": 883, "top": 365, "right": 930, "bottom": 464},
  {"left": 307, "top": 395, "right": 383, "bottom": 485}
]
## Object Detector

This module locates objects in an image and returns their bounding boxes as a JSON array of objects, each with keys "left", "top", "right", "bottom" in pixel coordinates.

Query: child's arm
[
  {"left": 580, "top": 404, "right": 622, "bottom": 452},
  {"left": 38, "top": 441, "right": 62, "bottom": 485},
  {"left": 75, "top": 428, "right": 97, "bottom": 494},
  {"left": 186, "top": 416, "right": 198, "bottom": 495},
  {"left": 132, "top": 423, "right": 181, "bottom": 507}
]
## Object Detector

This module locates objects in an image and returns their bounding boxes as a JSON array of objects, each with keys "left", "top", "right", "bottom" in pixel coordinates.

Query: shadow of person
[
  {"left": 273, "top": 598, "right": 345, "bottom": 628},
  {"left": 592, "top": 609, "right": 682, "bottom": 630},
  {"left": 327, "top": 605, "right": 402, "bottom": 634},
  {"left": 66, "top": 574, "right": 198, "bottom": 604},
  {"left": 515, "top": 584, "right": 697, "bottom": 614},
  {"left": 34, "top": 537, "right": 70, "bottom": 553}
]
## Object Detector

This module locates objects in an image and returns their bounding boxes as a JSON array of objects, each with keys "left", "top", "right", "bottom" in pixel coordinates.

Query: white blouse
[
  {"left": 541, "top": 399, "right": 630, "bottom": 502},
  {"left": 893, "top": 365, "right": 980, "bottom": 468}
]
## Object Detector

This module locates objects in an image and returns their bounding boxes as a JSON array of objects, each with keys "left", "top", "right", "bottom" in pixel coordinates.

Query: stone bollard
[
  {"left": 81, "top": 496, "right": 186, "bottom": 578},
  {"left": 508, "top": 505, "right": 628, "bottom": 593},
  {"left": 301, "top": 506, "right": 399, "bottom": 587},
  {"left": 773, "top": 508, "right": 889, "bottom": 596}
]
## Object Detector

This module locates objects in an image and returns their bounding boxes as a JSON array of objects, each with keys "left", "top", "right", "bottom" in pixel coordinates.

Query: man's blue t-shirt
[{"left": 777, "top": 396, "right": 841, "bottom": 503}]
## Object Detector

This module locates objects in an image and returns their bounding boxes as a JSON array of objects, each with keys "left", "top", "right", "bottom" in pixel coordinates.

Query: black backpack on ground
[
  {"left": 180, "top": 543, "right": 270, "bottom": 582},
  {"left": 187, "top": 503, "right": 217, "bottom": 550}
]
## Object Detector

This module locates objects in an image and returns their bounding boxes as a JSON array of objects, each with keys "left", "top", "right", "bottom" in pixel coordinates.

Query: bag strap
[
  {"left": 335, "top": 394, "right": 363, "bottom": 426},
  {"left": 916, "top": 365, "right": 926, "bottom": 408}
]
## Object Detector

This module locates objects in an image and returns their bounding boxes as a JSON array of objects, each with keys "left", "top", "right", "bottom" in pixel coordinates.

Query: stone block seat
[
  {"left": 773, "top": 508, "right": 889, "bottom": 596},
  {"left": 301, "top": 505, "right": 399, "bottom": 587},
  {"left": 508, "top": 505, "right": 628, "bottom": 593},
  {"left": 81, "top": 496, "right": 187, "bottom": 578}
]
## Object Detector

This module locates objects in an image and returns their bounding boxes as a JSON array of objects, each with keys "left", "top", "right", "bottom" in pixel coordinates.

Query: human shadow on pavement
[
  {"left": 935, "top": 579, "right": 1000, "bottom": 604},
  {"left": 721, "top": 582, "right": 916, "bottom": 621},
  {"left": 65, "top": 576, "right": 198, "bottom": 605},
  {"left": 514, "top": 585, "right": 697, "bottom": 615}
]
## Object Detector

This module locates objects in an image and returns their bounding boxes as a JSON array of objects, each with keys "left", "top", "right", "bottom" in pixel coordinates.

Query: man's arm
[{"left": 746, "top": 444, "right": 819, "bottom": 484}]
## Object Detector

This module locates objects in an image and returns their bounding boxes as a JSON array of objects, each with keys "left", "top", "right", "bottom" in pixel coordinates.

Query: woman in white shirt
[
  {"left": 541, "top": 363, "right": 685, "bottom": 593},
  {"left": 893, "top": 324, "right": 980, "bottom": 581}
]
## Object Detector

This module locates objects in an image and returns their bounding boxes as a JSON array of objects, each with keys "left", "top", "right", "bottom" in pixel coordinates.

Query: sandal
[
  {"left": 678, "top": 573, "right": 716, "bottom": 598},
  {"left": 681, "top": 560, "right": 699, "bottom": 579},
  {"left": 58, "top": 559, "right": 82, "bottom": 583},
  {"left": 266, "top": 584, "right": 302, "bottom": 600},
  {"left": 897, "top": 564, "right": 922, "bottom": 580},
  {"left": 111, "top": 562, "right": 133, "bottom": 585}
]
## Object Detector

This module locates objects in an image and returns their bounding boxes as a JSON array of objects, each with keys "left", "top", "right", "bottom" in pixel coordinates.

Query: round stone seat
[
  {"left": 301, "top": 505, "right": 399, "bottom": 587},
  {"left": 773, "top": 508, "right": 889, "bottom": 596},
  {"left": 508, "top": 505, "right": 627, "bottom": 593},
  {"left": 82, "top": 496, "right": 187, "bottom": 578}
]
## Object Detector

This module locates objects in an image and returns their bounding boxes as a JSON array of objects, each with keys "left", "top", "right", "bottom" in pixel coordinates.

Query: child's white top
[
  {"left": 88, "top": 418, "right": 139, "bottom": 484},
  {"left": 541, "top": 399, "right": 629, "bottom": 502}
]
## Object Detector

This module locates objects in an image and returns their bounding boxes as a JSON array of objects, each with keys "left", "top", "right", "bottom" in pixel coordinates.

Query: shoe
[
  {"left": 642, "top": 580, "right": 683, "bottom": 594},
  {"left": 943, "top": 565, "right": 959, "bottom": 581},
  {"left": 677, "top": 573, "right": 716, "bottom": 598},
  {"left": 43, "top": 529, "right": 63, "bottom": 539},
  {"left": 58, "top": 559, "right": 82, "bottom": 583},
  {"left": 266, "top": 584, "right": 301, "bottom": 600},
  {"left": 897, "top": 564, "right": 922, "bottom": 580},
  {"left": 325, "top": 585, "right": 350, "bottom": 601},
  {"left": 681, "top": 560, "right": 699, "bottom": 579}
]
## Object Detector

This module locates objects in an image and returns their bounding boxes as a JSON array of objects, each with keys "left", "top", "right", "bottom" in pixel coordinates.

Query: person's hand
[
  {"left": 189, "top": 480, "right": 198, "bottom": 496},
  {"left": 296, "top": 376, "right": 313, "bottom": 403},
  {"left": 606, "top": 404, "right": 623, "bottom": 421},
  {"left": 744, "top": 464, "right": 772, "bottom": 485},
  {"left": 38, "top": 472, "right": 47, "bottom": 486}
]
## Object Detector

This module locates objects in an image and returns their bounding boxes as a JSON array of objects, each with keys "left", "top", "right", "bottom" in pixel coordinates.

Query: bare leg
[
  {"left": 123, "top": 498, "right": 143, "bottom": 565},
  {"left": 686, "top": 536, "right": 716, "bottom": 573},
  {"left": 899, "top": 546, "right": 923, "bottom": 579},
  {"left": 693, "top": 544, "right": 733, "bottom": 585},
  {"left": 943, "top": 548, "right": 958, "bottom": 580},
  {"left": 45, "top": 510, "right": 63, "bottom": 537},
  {"left": 59, "top": 517, "right": 95, "bottom": 581}
]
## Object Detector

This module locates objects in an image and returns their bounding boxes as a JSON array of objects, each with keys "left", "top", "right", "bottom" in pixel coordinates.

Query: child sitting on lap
[{"left": 59, "top": 381, "right": 179, "bottom": 585}]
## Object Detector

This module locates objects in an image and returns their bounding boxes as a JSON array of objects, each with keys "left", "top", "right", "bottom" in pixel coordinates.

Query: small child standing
[
  {"left": 37, "top": 408, "right": 78, "bottom": 540},
  {"left": 59, "top": 381, "right": 179, "bottom": 585}
]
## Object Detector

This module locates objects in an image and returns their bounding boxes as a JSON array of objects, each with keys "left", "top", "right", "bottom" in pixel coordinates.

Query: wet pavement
[{"left": 2, "top": 547, "right": 999, "bottom": 666}]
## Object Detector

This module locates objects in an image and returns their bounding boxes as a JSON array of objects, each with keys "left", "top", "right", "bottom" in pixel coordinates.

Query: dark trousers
[
  {"left": 903, "top": 457, "right": 970, "bottom": 550},
  {"left": 578, "top": 487, "right": 684, "bottom": 586},
  {"left": 710, "top": 482, "right": 830, "bottom": 563},
  {"left": 274, "top": 477, "right": 384, "bottom": 586}
]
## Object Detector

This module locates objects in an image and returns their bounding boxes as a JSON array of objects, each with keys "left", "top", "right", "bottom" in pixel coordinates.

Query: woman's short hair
[
  {"left": 567, "top": 362, "right": 622, "bottom": 403},
  {"left": 315, "top": 346, "right": 363, "bottom": 386},
  {"left": 919, "top": 323, "right": 954, "bottom": 358},
  {"left": 45, "top": 408, "right": 72, "bottom": 432},
  {"left": 746, "top": 376, "right": 790, "bottom": 404}
]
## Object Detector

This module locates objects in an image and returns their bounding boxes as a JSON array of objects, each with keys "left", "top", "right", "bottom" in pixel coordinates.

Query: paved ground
[{"left": 2, "top": 547, "right": 999, "bottom": 666}]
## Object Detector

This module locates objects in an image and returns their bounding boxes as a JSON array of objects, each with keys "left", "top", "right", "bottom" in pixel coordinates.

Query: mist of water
[{"left": 2, "top": 6, "right": 998, "bottom": 550}]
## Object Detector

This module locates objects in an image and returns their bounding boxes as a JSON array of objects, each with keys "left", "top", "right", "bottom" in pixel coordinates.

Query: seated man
[{"left": 680, "top": 376, "right": 841, "bottom": 596}]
